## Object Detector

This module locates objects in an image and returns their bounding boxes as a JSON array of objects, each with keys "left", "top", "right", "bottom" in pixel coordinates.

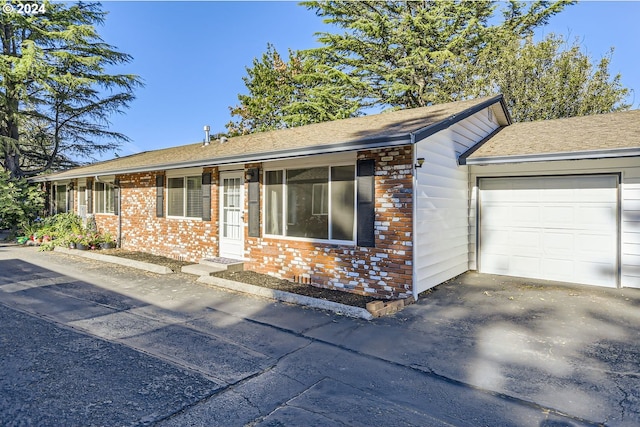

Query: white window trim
[
  {"left": 264, "top": 152, "right": 356, "bottom": 170},
  {"left": 77, "top": 179, "right": 87, "bottom": 217},
  {"left": 54, "top": 183, "right": 68, "bottom": 214},
  {"left": 263, "top": 163, "right": 357, "bottom": 244},
  {"left": 166, "top": 175, "right": 203, "bottom": 219},
  {"left": 93, "top": 181, "right": 115, "bottom": 215}
]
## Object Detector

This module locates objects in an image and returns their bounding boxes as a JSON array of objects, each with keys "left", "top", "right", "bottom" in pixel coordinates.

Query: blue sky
[{"left": 96, "top": 1, "right": 640, "bottom": 159}]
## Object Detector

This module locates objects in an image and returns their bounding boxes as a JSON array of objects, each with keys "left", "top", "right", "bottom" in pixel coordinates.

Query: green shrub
[
  {"left": 19, "top": 212, "right": 115, "bottom": 251},
  {"left": 0, "top": 170, "right": 45, "bottom": 234}
]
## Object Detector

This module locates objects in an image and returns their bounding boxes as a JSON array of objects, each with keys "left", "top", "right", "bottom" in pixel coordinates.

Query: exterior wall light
[{"left": 415, "top": 158, "right": 425, "bottom": 168}]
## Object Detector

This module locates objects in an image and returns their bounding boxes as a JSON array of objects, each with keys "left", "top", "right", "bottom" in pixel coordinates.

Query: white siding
[
  {"left": 622, "top": 172, "right": 640, "bottom": 288},
  {"left": 469, "top": 157, "right": 640, "bottom": 288},
  {"left": 414, "top": 108, "right": 498, "bottom": 297}
]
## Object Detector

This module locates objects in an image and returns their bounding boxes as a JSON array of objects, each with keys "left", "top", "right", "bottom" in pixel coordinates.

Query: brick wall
[
  {"left": 72, "top": 146, "right": 414, "bottom": 299},
  {"left": 246, "top": 146, "right": 414, "bottom": 299},
  {"left": 90, "top": 168, "right": 220, "bottom": 262}
]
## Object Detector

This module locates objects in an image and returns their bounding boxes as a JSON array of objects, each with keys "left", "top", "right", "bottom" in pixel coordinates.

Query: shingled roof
[
  {"left": 35, "top": 95, "right": 507, "bottom": 181},
  {"left": 461, "top": 109, "right": 640, "bottom": 165}
]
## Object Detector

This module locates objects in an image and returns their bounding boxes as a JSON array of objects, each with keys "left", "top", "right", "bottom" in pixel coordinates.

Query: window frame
[
  {"left": 311, "top": 182, "right": 329, "bottom": 216},
  {"left": 94, "top": 181, "right": 115, "bottom": 214},
  {"left": 54, "top": 183, "right": 68, "bottom": 214},
  {"left": 263, "top": 162, "right": 357, "bottom": 244},
  {"left": 166, "top": 175, "right": 203, "bottom": 219},
  {"left": 78, "top": 184, "right": 87, "bottom": 217}
]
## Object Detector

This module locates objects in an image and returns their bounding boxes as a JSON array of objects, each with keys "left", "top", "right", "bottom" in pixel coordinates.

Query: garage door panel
[
  {"left": 481, "top": 205, "right": 512, "bottom": 225},
  {"left": 541, "top": 259, "right": 575, "bottom": 280},
  {"left": 576, "top": 233, "right": 616, "bottom": 256},
  {"left": 511, "top": 256, "right": 541, "bottom": 275},
  {"left": 575, "top": 261, "right": 616, "bottom": 286},
  {"left": 512, "top": 206, "right": 541, "bottom": 224},
  {"left": 580, "top": 188, "right": 617, "bottom": 202},
  {"left": 512, "top": 230, "right": 540, "bottom": 249},
  {"left": 542, "top": 231, "right": 574, "bottom": 253},
  {"left": 482, "top": 254, "right": 509, "bottom": 273},
  {"left": 579, "top": 205, "right": 617, "bottom": 227},
  {"left": 483, "top": 228, "right": 542, "bottom": 255},
  {"left": 541, "top": 205, "right": 574, "bottom": 226},
  {"left": 482, "top": 205, "right": 542, "bottom": 227},
  {"left": 480, "top": 175, "right": 618, "bottom": 288},
  {"left": 542, "top": 187, "right": 576, "bottom": 202}
]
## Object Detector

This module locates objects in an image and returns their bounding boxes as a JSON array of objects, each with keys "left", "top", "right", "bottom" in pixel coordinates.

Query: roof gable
[{"left": 462, "top": 110, "right": 640, "bottom": 164}]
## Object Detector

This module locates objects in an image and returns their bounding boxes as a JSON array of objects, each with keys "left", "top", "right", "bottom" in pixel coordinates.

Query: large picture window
[
  {"left": 265, "top": 165, "right": 355, "bottom": 241},
  {"left": 94, "top": 182, "right": 114, "bottom": 214},
  {"left": 167, "top": 176, "right": 202, "bottom": 218}
]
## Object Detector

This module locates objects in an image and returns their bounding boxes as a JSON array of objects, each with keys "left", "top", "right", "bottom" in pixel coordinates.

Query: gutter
[
  {"left": 460, "top": 147, "right": 640, "bottom": 165},
  {"left": 32, "top": 135, "right": 412, "bottom": 182}
]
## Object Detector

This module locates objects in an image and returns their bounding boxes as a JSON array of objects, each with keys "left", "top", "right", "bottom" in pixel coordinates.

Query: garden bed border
[
  {"left": 198, "top": 275, "right": 373, "bottom": 320},
  {"left": 53, "top": 246, "right": 174, "bottom": 274}
]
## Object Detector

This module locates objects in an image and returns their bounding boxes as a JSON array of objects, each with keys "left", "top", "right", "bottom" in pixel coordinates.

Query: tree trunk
[
  {"left": 3, "top": 110, "right": 22, "bottom": 178},
  {"left": 3, "top": 74, "right": 23, "bottom": 178}
]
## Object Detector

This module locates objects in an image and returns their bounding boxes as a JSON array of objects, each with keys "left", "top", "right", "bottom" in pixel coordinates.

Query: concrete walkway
[
  {"left": 52, "top": 245, "right": 374, "bottom": 319},
  {"left": 1, "top": 243, "right": 638, "bottom": 426}
]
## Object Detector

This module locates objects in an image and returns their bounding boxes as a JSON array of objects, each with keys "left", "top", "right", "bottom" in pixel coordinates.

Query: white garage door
[{"left": 479, "top": 175, "right": 618, "bottom": 287}]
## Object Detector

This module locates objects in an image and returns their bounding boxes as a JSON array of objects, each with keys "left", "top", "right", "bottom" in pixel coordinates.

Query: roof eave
[
  {"left": 461, "top": 147, "right": 640, "bottom": 165},
  {"left": 32, "top": 134, "right": 413, "bottom": 182},
  {"left": 411, "top": 94, "right": 510, "bottom": 143},
  {"left": 33, "top": 96, "right": 510, "bottom": 183}
]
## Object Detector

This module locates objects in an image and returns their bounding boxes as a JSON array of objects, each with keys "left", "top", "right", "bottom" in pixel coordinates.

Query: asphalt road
[{"left": 1, "top": 243, "right": 638, "bottom": 426}]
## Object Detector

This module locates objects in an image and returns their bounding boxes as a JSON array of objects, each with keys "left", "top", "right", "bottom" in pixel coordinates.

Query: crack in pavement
[
  {"left": 1, "top": 251, "right": 621, "bottom": 426},
  {"left": 233, "top": 315, "right": 609, "bottom": 426}
]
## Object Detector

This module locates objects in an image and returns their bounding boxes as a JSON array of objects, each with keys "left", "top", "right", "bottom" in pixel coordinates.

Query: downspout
[
  {"left": 410, "top": 133, "right": 419, "bottom": 301},
  {"left": 95, "top": 175, "right": 122, "bottom": 248}
]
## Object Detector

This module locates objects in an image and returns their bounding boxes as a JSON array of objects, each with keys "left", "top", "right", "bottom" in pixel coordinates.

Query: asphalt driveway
[{"left": 1, "top": 243, "right": 638, "bottom": 426}]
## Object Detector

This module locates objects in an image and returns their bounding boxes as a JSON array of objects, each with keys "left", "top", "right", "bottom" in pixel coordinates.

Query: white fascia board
[
  {"left": 463, "top": 147, "right": 640, "bottom": 165},
  {"left": 32, "top": 137, "right": 412, "bottom": 182}
]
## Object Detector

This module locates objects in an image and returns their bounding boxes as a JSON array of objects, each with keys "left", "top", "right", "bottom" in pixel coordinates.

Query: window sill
[
  {"left": 263, "top": 234, "right": 355, "bottom": 246},
  {"left": 166, "top": 215, "right": 203, "bottom": 221}
]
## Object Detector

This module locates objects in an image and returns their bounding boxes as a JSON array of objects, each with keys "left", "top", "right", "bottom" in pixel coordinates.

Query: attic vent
[
  {"left": 219, "top": 136, "right": 228, "bottom": 144},
  {"left": 293, "top": 274, "right": 311, "bottom": 285}
]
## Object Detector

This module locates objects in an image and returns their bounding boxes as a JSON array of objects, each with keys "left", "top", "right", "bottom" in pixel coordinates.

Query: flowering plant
[{"left": 69, "top": 233, "right": 99, "bottom": 246}]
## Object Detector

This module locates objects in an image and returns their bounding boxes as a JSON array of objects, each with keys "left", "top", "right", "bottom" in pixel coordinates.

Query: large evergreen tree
[
  {"left": 227, "top": 44, "right": 360, "bottom": 136},
  {"left": 230, "top": 1, "right": 631, "bottom": 133},
  {"left": 0, "top": 1, "right": 141, "bottom": 178},
  {"left": 301, "top": 0, "right": 571, "bottom": 109},
  {"left": 472, "top": 34, "right": 630, "bottom": 122}
]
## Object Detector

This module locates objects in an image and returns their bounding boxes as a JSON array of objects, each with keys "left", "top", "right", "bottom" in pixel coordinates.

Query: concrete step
[
  {"left": 199, "top": 257, "right": 244, "bottom": 272},
  {"left": 181, "top": 263, "right": 226, "bottom": 276}
]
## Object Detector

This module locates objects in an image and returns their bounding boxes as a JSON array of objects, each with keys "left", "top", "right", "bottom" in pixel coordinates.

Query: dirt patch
[
  {"left": 100, "top": 250, "right": 378, "bottom": 308},
  {"left": 100, "top": 249, "right": 193, "bottom": 273},
  {"left": 212, "top": 270, "right": 377, "bottom": 308}
]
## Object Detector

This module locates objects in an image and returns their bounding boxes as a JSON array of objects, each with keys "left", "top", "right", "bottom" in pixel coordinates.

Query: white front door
[
  {"left": 479, "top": 175, "right": 619, "bottom": 287},
  {"left": 219, "top": 171, "right": 245, "bottom": 259}
]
